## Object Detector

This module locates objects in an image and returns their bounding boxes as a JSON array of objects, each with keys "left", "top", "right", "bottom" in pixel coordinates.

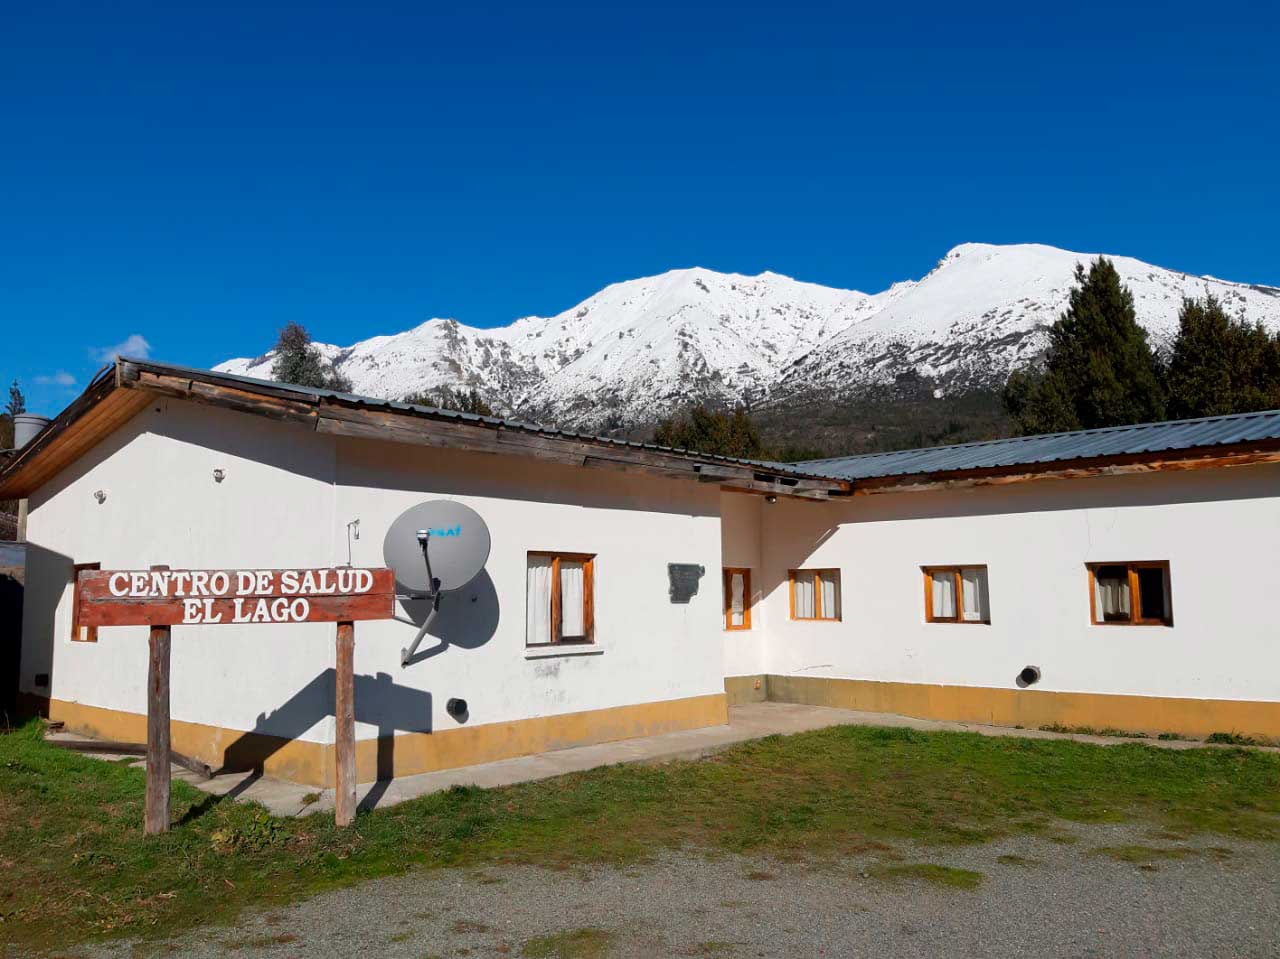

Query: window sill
[{"left": 524, "top": 645, "right": 603, "bottom": 659}]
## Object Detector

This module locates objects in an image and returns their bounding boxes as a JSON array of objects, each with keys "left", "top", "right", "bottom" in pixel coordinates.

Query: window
[
  {"left": 789, "top": 569, "right": 841, "bottom": 621},
  {"left": 71, "top": 562, "right": 100, "bottom": 643},
  {"left": 526, "top": 552, "right": 595, "bottom": 646},
  {"left": 723, "top": 568, "right": 752, "bottom": 630},
  {"left": 923, "top": 566, "right": 990, "bottom": 624},
  {"left": 1088, "top": 562, "right": 1171, "bottom": 626}
]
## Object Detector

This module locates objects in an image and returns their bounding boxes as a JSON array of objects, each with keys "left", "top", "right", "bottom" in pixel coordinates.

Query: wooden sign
[
  {"left": 77, "top": 567, "right": 395, "bottom": 627},
  {"left": 82, "top": 565, "right": 398, "bottom": 835}
]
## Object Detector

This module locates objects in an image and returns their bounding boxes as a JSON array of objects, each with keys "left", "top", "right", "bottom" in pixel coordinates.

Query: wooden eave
[
  {"left": 0, "top": 361, "right": 853, "bottom": 501},
  {"left": 0, "top": 369, "right": 154, "bottom": 500}
]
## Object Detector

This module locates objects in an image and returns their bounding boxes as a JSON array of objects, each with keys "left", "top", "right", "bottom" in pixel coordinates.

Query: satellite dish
[{"left": 383, "top": 500, "right": 491, "bottom": 596}]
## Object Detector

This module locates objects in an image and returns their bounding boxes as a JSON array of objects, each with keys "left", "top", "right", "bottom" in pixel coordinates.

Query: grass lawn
[{"left": 2, "top": 719, "right": 1280, "bottom": 950}]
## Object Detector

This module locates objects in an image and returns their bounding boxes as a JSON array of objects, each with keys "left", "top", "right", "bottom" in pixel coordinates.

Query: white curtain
[
  {"left": 729, "top": 571, "right": 746, "bottom": 626},
  {"left": 1096, "top": 569, "right": 1130, "bottom": 620},
  {"left": 819, "top": 570, "right": 839, "bottom": 620},
  {"left": 960, "top": 567, "right": 988, "bottom": 622},
  {"left": 931, "top": 570, "right": 956, "bottom": 619},
  {"left": 560, "top": 560, "right": 585, "bottom": 638},
  {"left": 793, "top": 572, "right": 815, "bottom": 619},
  {"left": 526, "top": 555, "right": 553, "bottom": 645}
]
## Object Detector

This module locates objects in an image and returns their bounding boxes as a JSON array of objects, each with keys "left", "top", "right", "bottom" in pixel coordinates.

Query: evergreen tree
[
  {"left": 653, "top": 405, "right": 767, "bottom": 459},
  {"left": 0, "top": 380, "right": 23, "bottom": 451},
  {"left": 1002, "top": 258, "right": 1165, "bottom": 434},
  {"left": 7, "top": 380, "right": 25, "bottom": 419},
  {"left": 1165, "top": 295, "right": 1280, "bottom": 418},
  {"left": 403, "top": 386, "right": 494, "bottom": 416},
  {"left": 270, "top": 323, "right": 352, "bottom": 392}
]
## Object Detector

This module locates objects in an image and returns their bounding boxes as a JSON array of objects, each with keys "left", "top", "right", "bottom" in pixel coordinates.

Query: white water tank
[{"left": 13, "top": 413, "right": 51, "bottom": 449}]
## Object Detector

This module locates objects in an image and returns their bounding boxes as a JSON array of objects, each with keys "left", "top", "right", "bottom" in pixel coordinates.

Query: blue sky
[{"left": 3, "top": 0, "right": 1277, "bottom": 415}]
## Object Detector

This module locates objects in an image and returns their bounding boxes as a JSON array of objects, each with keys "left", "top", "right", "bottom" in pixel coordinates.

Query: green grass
[
  {"left": 3, "top": 719, "right": 1280, "bottom": 949},
  {"left": 522, "top": 927, "right": 616, "bottom": 958},
  {"left": 868, "top": 863, "right": 984, "bottom": 889},
  {"left": 1206, "top": 731, "right": 1277, "bottom": 747},
  {"left": 1091, "top": 844, "right": 1195, "bottom": 864},
  {"left": 1038, "top": 723, "right": 1149, "bottom": 739}
]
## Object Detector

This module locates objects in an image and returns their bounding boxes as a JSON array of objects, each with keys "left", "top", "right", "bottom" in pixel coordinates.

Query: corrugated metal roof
[
  {"left": 796, "top": 408, "right": 1280, "bottom": 481},
  {"left": 133, "top": 359, "right": 835, "bottom": 482}
]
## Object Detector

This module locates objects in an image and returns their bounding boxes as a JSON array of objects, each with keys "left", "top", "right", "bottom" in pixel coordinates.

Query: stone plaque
[{"left": 667, "top": 563, "right": 705, "bottom": 604}]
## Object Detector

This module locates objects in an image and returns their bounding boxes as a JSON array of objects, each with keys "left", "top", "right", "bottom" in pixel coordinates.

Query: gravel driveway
[{"left": 75, "top": 822, "right": 1280, "bottom": 959}]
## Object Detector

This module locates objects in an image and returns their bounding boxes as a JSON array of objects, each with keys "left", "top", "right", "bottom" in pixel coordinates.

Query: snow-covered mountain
[{"left": 216, "top": 243, "right": 1280, "bottom": 430}]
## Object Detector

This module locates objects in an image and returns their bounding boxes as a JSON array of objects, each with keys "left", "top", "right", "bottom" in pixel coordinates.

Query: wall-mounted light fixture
[
  {"left": 213, "top": 468, "right": 225, "bottom": 483},
  {"left": 344, "top": 518, "right": 361, "bottom": 566},
  {"left": 764, "top": 494, "right": 778, "bottom": 504},
  {"left": 93, "top": 490, "right": 106, "bottom": 504}
]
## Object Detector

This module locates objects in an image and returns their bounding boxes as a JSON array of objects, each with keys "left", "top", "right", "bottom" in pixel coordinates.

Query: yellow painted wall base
[
  {"left": 22, "top": 692, "right": 729, "bottom": 787},
  {"left": 723, "top": 675, "right": 768, "bottom": 706},
  {"left": 760, "top": 675, "right": 1280, "bottom": 740},
  {"left": 30, "top": 696, "right": 333, "bottom": 786},
  {"left": 352, "top": 693, "right": 728, "bottom": 782}
]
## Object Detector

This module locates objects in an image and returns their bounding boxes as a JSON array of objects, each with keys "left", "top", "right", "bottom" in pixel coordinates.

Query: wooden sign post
[{"left": 76, "top": 566, "right": 396, "bottom": 834}]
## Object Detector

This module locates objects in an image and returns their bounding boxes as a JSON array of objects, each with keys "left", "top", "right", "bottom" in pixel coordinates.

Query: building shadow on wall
[
  {"left": 12, "top": 543, "right": 73, "bottom": 722},
  {"left": 0, "top": 565, "right": 25, "bottom": 721},
  {"left": 397, "top": 570, "right": 500, "bottom": 666},
  {"left": 218, "top": 670, "right": 432, "bottom": 811},
  {"left": 218, "top": 572, "right": 500, "bottom": 811}
]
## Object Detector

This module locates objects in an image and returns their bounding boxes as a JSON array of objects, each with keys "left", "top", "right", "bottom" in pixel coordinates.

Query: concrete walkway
[{"left": 47, "top": 701, "right": 1275, "bottom": 818}]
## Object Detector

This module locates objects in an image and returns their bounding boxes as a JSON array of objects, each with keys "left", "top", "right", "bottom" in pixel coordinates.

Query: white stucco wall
[
  {"left": 756, "top": 464, "right": 1280, "bottom": 703},
  {"left": 22, "top": 391, "right": 1280, "bottom": 761},
  {"left": 22, "top": 400, "right": 341, "bottom": 743},
  {"left": 21, "top": 398, "right": 725, "bottom": 746},
  {"left": 333, "top": 435, "right": 723, "bottom": 744}
]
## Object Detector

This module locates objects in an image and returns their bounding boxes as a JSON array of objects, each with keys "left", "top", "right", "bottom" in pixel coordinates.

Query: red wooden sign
[{"left": 77, "top": 567, "right": 396, "bottom": 627}]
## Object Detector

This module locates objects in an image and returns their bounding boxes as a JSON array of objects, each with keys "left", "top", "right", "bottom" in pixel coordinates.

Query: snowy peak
[{"left": 216, "top": 243, "right": 1280, "bottom": 429}]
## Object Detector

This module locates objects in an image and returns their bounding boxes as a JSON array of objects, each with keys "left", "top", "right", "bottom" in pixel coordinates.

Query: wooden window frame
[
  {"left": 922, "top": 565, "right": 990, "bottom": 625},
  {"left": 527, "top": 551, "right": 596, "bottom": 646},
  {"left": 1087, "top": 561, "right": 1172, "bottom": 627},
  {"left": 71, "top": 562, "right": 100, "bottom": 643},
  {"left": 788, "top": 568, "right": 841, "bottom": 622},
  {"left": 723, "top": 567, "right": 752, "bottom": 631}
]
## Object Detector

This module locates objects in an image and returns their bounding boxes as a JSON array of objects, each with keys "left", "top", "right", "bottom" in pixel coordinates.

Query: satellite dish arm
[{"left": 400, "top": 584, "right": 442, "bottom": 667}]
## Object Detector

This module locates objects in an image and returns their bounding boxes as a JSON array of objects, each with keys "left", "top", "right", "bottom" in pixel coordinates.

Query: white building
[{"left": 3, "top": 358, "right": 1278, "bottom": 786}]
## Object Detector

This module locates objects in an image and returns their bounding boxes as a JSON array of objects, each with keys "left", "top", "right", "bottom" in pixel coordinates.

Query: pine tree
[
  {"left": 7, "top": 380, "right": 25, "bottom": 419},
  {"left": 270, "top": 323, "right": 352, "bottom": 392},
  {"left": 653, "top": 405, "right": 767, "bottom": 459},
  {"left": 403, "top": 386, "right": 494, "bottom": 416},
  {"left": 1165, "top": 295, "right": 1280, "bottom": 418},
  {"left": 0, "top": 380, "right": 24, "bottom": 451},
  {"left": 1002, "top": 258, "right": 1165, "bottom": 434}
]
